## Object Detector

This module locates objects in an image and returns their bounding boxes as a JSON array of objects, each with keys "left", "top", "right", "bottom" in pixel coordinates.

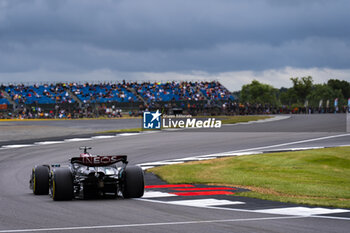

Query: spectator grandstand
[
  {"left": 1, "top": 81, "right": 233, "bottom": 105},
  {"left": 132, "top": 81, "right": 204, "bottom": 102},
  {"left": 0, "top": 80, "right": 237, "bottom": 118},
  {"left": 4, "top": 83, "right": 74, "bottom": 104},
  {"left": 1, "top": 80, "right": 347, "bottom": 119},
  {"left": 200, "top": 81, "right": 234, "bottom": 101},
  {"left": 70, "top": 82, "right": 138, "bottom": 103},
  {"left": 132, "top": 81, "right": 233, "bottom": 102}
]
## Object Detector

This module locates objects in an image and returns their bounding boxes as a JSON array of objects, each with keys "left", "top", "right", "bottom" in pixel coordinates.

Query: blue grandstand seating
[
  {"left": 132, "top": 81, "right": 233, "bottom": 102},
  {"left": 70, "top": 83, "right": 138, "bottom": 103},
  {"left": 6, "top": 84, "right": 74, "bottom": 104},
  {"left": 4, "top": 81, "right": 233, "bottom": 105}
]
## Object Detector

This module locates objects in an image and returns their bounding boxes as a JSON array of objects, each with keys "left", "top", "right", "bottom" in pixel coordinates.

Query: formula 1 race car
[{"left": 29, "top": 147, "right": 144, "bottom": 201}]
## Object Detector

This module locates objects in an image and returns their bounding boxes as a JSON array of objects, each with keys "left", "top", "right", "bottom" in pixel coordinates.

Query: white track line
[
  {"left": 91, "top": 135, "right": 116, "bottom": 139},
  {"left": 313, "top": 215, "right": 350, "bottom": 221},
  {"left": 334, "top": 144, "right": 350, "bottom": 147},
  {"left": 1, "top": 144, "right": 33, "bottom": 148},
  {"left": 225, "top": 133, "right": 350, "bottom": 153},
  {"left": 222, "top": 115, "right": 291, "bottom": 126},
  {"left": 119, "top": 133, "right": 141, "bottom": 136},
  {"left": 0, "top": 216, "right": 305, "bottom": 233},
  {"left": 254, "top": 207, "right": 350, "bottom": 216},
  {"left": 137, "top": 198, "right": 350, "bottom": 221},
  {"left": 288, "top": 147, "right": 324, "bottom": 151},
  {"left": 64, "top": 138, "right": 92, "bottom": 142},
  {"left": 34, "top": 141, "right": 65, "bottom": 145},
  {"left": 262, "top": 147, "right": 323, "bottom": 152},
  {"left": 137, "top": 198, "right": 266, "bottom": 213},
  {"left": 167, "top": 199, "right": 245, "bottom": 207},
  {"left": 143, "top": 191, "right": 177, "bottom": 198}
]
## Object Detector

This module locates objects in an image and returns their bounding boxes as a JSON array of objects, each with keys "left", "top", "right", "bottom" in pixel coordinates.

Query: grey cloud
[{"left": 0, "top": 0, "right": 349, "bottom": 75}]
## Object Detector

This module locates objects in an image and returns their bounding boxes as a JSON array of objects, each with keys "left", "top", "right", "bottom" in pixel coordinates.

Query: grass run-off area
[
  {"left": 148, "top": 147, "right": 350, "bottom": 208},
  {"left": 219, "top": 115, "right": 271, "bottom": 124}
]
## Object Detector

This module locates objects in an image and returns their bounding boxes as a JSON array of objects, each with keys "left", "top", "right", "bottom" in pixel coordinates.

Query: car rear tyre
[
  {"left": 123, "top": 166, "right": 144, "bottom": 198},
  {"left": 33, "top": 165, "right": 50, "bottom": 195},
  {"left": 52, "top": 168, "right": 73, "bottom": 201}
]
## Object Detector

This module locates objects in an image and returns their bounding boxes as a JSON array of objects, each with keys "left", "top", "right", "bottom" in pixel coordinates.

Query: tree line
[{"left": 236, "top": 77, "right": 350, "bottom": 110}]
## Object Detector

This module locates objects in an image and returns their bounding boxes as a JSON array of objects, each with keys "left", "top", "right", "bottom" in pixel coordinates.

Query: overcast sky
[{"left": 0, "top": 0, "right": 349, "bottom": 90}]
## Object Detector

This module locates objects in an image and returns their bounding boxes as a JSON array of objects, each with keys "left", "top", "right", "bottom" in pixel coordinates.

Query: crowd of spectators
[
  {"left": 3, "top": 83, "right": 74, "bottom": 104},
  {"left": 0, "top": 81, "right": 347, "bottom": 119},
  {"left": 0, "top": 103, "right": 126, "bottom": 119},
  {"left": 131, "top": 81, "right": 233, "bottom": 102},
  {"left": 0, "top": 81, "right": 234, "bottom": 105},
  {"left": 199, "top": 81, "right": 234, "bottom": 101},
  {"left": 70, "top": 82, "right": 138, "bottom": 103}
]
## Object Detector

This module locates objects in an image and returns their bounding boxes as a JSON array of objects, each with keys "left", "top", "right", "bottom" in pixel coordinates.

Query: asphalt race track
[
  {"left": 0, "top": 114, "right": 349, "bottom": 233},
  {"left": 0, "top": 118, "right": 141, "bottom": 144}
]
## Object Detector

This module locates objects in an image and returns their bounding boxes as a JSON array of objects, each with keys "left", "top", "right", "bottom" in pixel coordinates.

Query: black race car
[{"left": 30, "top": 147, "right": 144, "bottom": 200}]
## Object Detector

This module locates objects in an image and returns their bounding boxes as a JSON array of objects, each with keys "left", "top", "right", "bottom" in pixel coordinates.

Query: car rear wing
[{"left": 71, "top": 155, "right": 128, "bottom": 166}]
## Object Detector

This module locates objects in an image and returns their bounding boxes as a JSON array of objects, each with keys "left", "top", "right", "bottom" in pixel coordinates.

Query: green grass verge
[
  {"left": 96, "top": 128, "right": 142, "bottom": 134},
  {"left": 220, "top": 115, "right": 272, "bottom": 124},
  {"left": 148, "top": 147, "right": 350, "bottom": 208}
]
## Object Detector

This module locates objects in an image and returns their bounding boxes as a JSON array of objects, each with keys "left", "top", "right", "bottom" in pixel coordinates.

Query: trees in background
[
  {"left": 240, "top": 80, "right": 278, "bottom": 105},
  {"left": 239, "top": 77, "right": 349, "bottom": 110},
  {"left": 327, "top": 79, "right": 350, "bottom": 99},
  {"left": 307, "top": 84, "right": 341, "bottom": 108},
  {"left": 290, "top": 76, "right": 313, "bottom": 104}
]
